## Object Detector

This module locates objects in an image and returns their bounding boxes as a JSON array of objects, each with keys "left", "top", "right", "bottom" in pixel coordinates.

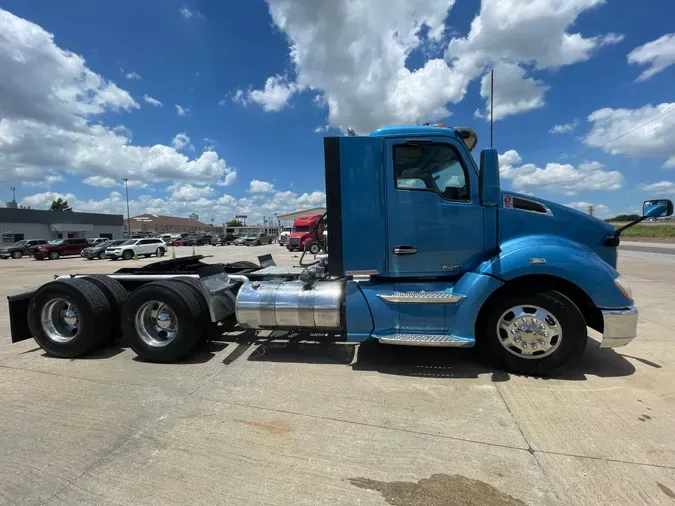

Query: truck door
[{"left": 386, "top": 137, "right": 484, "bottom": 277}]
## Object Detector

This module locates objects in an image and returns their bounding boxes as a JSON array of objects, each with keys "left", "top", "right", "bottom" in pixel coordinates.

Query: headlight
[{"left": 614, "top": 275, "right": 633, "bottom": 300}]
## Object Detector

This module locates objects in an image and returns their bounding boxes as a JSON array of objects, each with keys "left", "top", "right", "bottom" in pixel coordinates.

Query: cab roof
[{"left": 370, "top": 125, "right": 460, "bottom": 138}]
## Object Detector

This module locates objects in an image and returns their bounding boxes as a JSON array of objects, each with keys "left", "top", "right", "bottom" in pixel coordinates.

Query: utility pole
[
  {"left": 588, "top": 205, "right": 594, "bottom": 217},
  {"left": 10, "top": 186, "right": 16, "bottom": 202},
  {"left": 123, "top": 178, "right": 131, "bottom": 237}
]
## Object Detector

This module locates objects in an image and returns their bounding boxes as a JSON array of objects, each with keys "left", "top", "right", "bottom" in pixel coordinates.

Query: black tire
[
  {"left": 98, "top": 251, "right": 106, "bottom": 260},
  {"left": 122, "top": 280, "right": 205, "bottom": 362},
  {"left": 156, "top": 248, "right": 165, "bottom": 257},
  {"left": 144, "top": 254, "right": 151, "bottom": 258},
  {"left": 478, "top": 289, "right": 587, "bottom": 375},
  {"left": 86, "top": 257, "right": 94, "bottom": 260},
  {"left": 170, "top": 277, "right": 217, "bottom": 338},
  {"left": 28, "top": 278, "right": 113, "bottom": 358},
  {"left": 48, "top": 251, "right": 60, "bottom": 260},
  {"left": 11, "top": 251, "right": 22, "bottom": 259},
  {"left": 122, "top": 250, "right": 133, "bottom": 260},
  {"left": 80, "top": 275, "right": 128, "bottom": 341}
]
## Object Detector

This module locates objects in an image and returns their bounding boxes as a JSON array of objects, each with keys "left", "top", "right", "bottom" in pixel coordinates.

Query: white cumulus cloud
[
  {"left": 475, "top": 62, "right": 549, "bottom": 121},
  {"left": 550, "top": 120, "right": 578, "bottom": 134},
  {"left": 175, "top": 104, "right": 190, "bottom": 116},
  {"left": 0, "top": 8, "right": 234, "bottom": 186},
  {"left": 125, "top": 71, "right": 141, "bottom": 80},
  {"left": 240, "top": 0, "right": 621, "bottom": 131},
  {"left": 143, "top": 94, "right": 163, "bottom": 107},
  {"left": 499, "top": 149, "right": 623, "bottom": 195},
  {"left": 169, "top": 183, "right": 215, "bottom": 202},
  {"left": 171, "top": 132, "right": 195, "bottom": 151},
  {"left": 628, "top": 33, "right": 675, "bottom": 82},
  {"left": 249, "top": 180, "right": 275, "bottom": 193},
  {"left": 84, "top": 176, "right": 118, "bottom": 187},
  {"left": 584, "top": 102, "right": 675, "bottom": 168},
  {"left": 639, "top": 181, "right": 675, "bottom": 195}
]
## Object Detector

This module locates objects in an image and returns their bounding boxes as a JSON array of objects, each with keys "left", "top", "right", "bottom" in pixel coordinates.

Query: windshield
[
  {"left": 97, "top": 241, "right": 113, "bottom": 248},
  {"left": 293, "top": 226, "right": 311, "bottom": 233},
  {"left": 12, "top": 240, "right": 27, "bottom": 246},
  {"left": 49, "top": 240, "right": 64, "bottom": 245}
]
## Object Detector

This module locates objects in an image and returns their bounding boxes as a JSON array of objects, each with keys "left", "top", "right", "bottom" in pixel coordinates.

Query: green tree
[
  {"left": 226, "top": 219, "right": 243, "bottom": 227},
  {"left": 49, "top": 198, "right": 72, "bottom": 212},
  {"left": 606, "top": 214, "right": 640, "bottom": 222}
]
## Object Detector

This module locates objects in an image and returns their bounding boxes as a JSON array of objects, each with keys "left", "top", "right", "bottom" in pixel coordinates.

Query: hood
[{"left": 500, "top": 192, "right": 617, "bottom": 268}]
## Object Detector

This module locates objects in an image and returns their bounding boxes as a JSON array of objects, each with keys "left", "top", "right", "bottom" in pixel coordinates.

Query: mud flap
[{"left": 7, "top": 290, "right": 35, "bottom": 343}]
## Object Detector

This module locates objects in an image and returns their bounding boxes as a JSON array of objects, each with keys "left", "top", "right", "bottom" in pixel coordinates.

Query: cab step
[{"left": 378, "top": 334, "right": 474, "bottom": 347}]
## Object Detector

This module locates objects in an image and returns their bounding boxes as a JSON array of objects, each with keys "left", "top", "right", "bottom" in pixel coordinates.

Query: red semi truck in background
[{"left": 287, "top": 214, "right": 324, "bottom": 254}]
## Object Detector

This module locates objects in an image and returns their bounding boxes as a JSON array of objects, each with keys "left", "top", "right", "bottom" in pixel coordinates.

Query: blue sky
[{"left": 1, "top": 0, "right": 674, "bottom": 222}]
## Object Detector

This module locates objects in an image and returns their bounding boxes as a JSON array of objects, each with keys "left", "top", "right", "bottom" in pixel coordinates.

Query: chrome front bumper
[{"left": 599, "top": 306, "right": 638, "bottom": 348}]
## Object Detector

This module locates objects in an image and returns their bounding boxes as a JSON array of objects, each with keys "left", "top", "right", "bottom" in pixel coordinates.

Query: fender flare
[{"left": 477, "top": 235, "right": 631, "bottom": 308}]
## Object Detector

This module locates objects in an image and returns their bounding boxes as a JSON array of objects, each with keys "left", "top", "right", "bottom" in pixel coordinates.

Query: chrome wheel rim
[
  {"left": 134, "top": 301, "right": 178, "bottom": 348},
  {"left": 41, "top": 298, "right": 79, "bottom": 343},
  {"left": 497, "top": 305, "right": 562, "bottom": 359}
]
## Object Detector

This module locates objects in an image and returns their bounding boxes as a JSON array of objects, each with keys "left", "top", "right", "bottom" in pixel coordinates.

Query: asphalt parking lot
[{"left": 1, "top": 244, "right": 674, "bottom": 505}]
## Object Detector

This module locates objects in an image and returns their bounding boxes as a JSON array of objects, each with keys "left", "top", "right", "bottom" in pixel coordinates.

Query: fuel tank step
[{"left": 378, "top": 334, "right": 474, "bottom": 347}]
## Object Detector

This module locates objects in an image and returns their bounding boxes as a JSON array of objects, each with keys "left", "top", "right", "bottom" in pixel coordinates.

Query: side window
[
  {"left": 394, "top": 143, "right": 470, "bottom": 202},
  {"left": 77, "top": 239, "right": 87, "bottom": 244},
  {"left": 138, "top": 239, "right": 149, "bottom": 245}
]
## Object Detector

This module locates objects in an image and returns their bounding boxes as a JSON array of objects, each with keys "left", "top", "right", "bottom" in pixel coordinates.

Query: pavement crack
[
  {"left": 191, "top": 394, "right": 531, "bottom": 453},
  {"left": 494, "top": 384, "right": 565, "bottom": 506}
]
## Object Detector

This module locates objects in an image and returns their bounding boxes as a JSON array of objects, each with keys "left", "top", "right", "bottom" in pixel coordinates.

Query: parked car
[
  {"left": 106, "top": 238, "right": 167, "bottom": 260},
  {"left": 245, "top": 233, "right": 273, "bottom": 246},
  {"left": 186, "top": 235, "right": 205, "bottom": 246},
  {"left": 171, "top": 238, "right": 189, "bottom": 246},
  {"left": 278, "top": 231, "right": 290, "bottom": 246},
  {"left": 81, "top": 239, "right": 125, "bottom": 260},
  {"left": 233, "top": 236, "right": 250, "bottom": 246},
  {"left": 211, "top": 233, "right": 236, "bottom": 246},
  {"left": 31, "top": 238, "right": 89, "bottom": 260},
  {"left": 87, "top": 238, "right": 108, "bottom": 245},
  {"left": 0, "top": 239, "right": 48, "bottom": 259}
]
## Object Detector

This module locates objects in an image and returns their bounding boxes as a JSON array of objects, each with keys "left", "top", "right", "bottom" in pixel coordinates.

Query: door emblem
[{"left": 441, "top": 264, "right": 461, "bottom": 270}]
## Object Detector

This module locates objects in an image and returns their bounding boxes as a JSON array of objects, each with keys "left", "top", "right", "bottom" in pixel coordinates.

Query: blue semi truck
[{"left": 7, "top": 125, "right": 674, "bottom": 375}]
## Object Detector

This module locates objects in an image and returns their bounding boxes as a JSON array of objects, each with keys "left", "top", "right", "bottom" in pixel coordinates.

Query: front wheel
[
  {"left": 48, "top": 251, "right": 60, "bottom": 260},
  {"left": 122, "top": 250, "right": 133, "bottom": 260},
  {"left": 11, "top": 251, "right": 22, "bottom": 259},
  {"left": 156, "top": 248, "right": 165, "bottom": 257},
  {"left": 98, "top": 251, "right": 106, "bottom": 260},
  {"left": 478, "top": 290, "right": 587, "bottom": 375}
]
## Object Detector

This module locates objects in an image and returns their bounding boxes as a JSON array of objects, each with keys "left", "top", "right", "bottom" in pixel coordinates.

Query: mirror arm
[{"left": 605, "top": 216, "right": 648, "bottom": 246}]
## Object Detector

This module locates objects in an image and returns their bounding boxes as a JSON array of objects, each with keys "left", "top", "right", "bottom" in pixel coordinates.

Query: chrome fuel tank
[{"left": 235, "top": 280, "right": 344, "bottom": 330}]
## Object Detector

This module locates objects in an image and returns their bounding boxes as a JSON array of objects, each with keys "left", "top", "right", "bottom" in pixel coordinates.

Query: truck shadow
[{"left": 223, "top": 332, "right": 637, "bottom": 381}]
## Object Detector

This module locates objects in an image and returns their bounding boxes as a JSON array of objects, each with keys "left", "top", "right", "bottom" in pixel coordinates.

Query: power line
[{"left": 590, "top": 103, "right": 675, "bottom": 151}]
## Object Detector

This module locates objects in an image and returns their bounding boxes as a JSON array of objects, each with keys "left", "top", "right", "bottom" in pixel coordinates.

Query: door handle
[{"left": 393, "top": 246, "right": 418, "bottom": 255}]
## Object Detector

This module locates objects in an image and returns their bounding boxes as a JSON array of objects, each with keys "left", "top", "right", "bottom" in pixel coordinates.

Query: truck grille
[{"left": 289, "top": 238, "right": 300, "bottom": 247}]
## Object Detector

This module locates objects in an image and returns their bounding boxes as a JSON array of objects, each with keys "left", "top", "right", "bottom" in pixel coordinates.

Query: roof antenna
[{"left": 490, "top": 68, "right": 494, "bottom": 148}]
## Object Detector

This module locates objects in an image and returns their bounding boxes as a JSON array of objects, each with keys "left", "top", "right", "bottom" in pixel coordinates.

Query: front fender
[{"left": 478, "top": 235, "right": 632, "bottom": 308}]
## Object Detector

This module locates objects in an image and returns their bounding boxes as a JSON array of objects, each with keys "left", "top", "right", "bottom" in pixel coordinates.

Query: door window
[{"left": 393, "top": 143, "right": 469, "bottom": 202}]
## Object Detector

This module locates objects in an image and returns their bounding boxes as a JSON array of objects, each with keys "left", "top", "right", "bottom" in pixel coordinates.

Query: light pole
[
  {"left": 10, "top": 186, "right": 16, "bottom": 202},
  {"left": 123, "top": 179, "right": 131, "bottom": 237}
]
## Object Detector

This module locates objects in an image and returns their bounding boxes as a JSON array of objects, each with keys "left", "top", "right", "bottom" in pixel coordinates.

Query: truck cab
[{"left": 287, "top": 214, "right": 324, "bottom": 253}]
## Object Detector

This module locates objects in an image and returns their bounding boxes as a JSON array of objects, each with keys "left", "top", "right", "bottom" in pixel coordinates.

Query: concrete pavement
[{"left": 0, "top": 245, "right": 674, "bottom": 505}]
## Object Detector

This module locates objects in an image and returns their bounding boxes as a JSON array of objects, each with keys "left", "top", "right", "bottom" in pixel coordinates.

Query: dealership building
[{"left": 0, "top": 205, "right": 124, "bottom": 244}]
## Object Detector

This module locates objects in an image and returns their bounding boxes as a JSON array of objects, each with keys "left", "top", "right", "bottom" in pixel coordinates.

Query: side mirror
[
  {"left": 479, "top": 148, "right": 500, "bottom": 207},
  {"left": 643, "top": 199, "right": 673, "bottom": 218}
]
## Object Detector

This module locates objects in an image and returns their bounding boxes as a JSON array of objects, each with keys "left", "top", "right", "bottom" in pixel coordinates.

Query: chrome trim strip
[
  {"left": 378, "top": 292, "right": 464, "bottom": 304},
  {"left": 599, "top": 306, "right": 638, "bottom": 348},
  {"left": 378, "top": 334, "right": 474, "bottom": 347}
]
